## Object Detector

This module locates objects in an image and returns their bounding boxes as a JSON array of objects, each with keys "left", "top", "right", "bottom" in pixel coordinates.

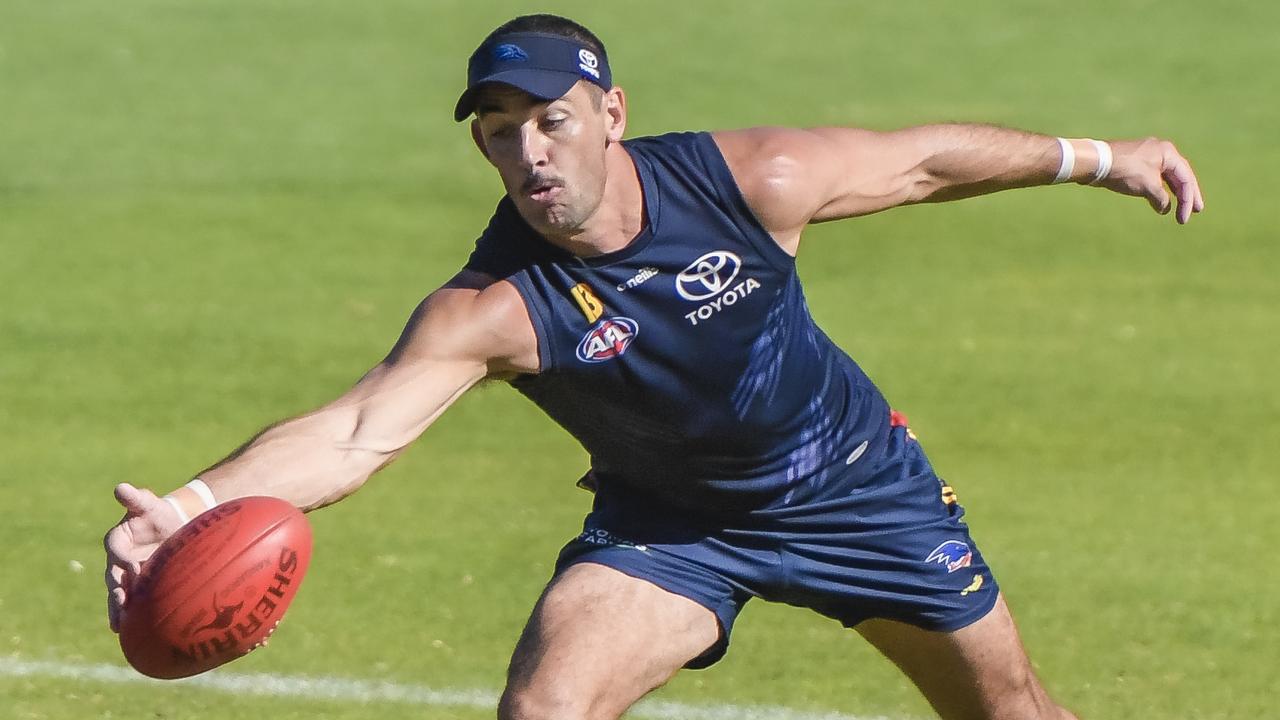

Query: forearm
[
  {"left": 794, "top": 124, "right": 1113, "bottom": 223},
  {"left": 163, "top": 351, "right": 486, "bottom": 520},
  {"left": 895, "top": 125, "right": 1205, "bottom": 224},
  {"left": 164, "top": 406, "right": 394, "bottom": 519},
  {"left": 894, "top": 123, "right": 1110, "bottom": 204}
]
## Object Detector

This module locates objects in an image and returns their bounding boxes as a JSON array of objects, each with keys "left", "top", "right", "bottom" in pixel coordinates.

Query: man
[{"left": 104, "top": 13, "right": 1203, "bottom": 720}]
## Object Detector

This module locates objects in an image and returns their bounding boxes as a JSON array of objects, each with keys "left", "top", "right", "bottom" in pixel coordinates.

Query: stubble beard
[{"left": 521, "top": 185, "right": 603, "bottom": 241}]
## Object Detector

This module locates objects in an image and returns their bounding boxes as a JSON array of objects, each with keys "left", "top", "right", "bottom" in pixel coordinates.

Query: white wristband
[
  {"left": 1088, "top": 139, "right": 1112, "bottom": 185},
  {"left": 164, "top": 496, "right": 191, "bottom": 526},
  {"left": 1053, "top": 137, "right": 1076, "bottom": 184},
  {"left": 186, "top": 478, "right": 218, "bottom": 511}
]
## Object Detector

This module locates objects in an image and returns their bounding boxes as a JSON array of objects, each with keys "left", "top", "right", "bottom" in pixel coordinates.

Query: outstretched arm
[
  {"left": 714, "top": 124, "right": 1204, "bottom": 253},
  {"left": 103, "top": 273, "right": 536, "bottom": 630},
  {"left": 169, "top": 275, "right": 532, "bottom": 512}
]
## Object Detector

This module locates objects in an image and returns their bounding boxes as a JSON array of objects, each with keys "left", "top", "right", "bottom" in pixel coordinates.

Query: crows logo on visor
[{"left": 493, "top": 44, "right": 528, "bottom": 62}]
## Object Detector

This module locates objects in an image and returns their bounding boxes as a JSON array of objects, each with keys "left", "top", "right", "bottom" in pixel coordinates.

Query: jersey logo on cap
[
  {"left": 576, "top": 317, "right": 638, "bottom": 363},
  {"left": 570, "top": 282, "right": 605, "bottom": 323}
]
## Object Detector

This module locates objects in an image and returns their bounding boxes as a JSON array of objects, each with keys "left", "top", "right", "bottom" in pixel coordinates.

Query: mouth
[{"left": 524, "top": 179, "right": 564, "bottom": 205}]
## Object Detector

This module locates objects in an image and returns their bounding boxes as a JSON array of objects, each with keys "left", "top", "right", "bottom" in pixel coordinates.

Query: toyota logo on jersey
[
  {"left": 576, "top": 317, "right": 639, "bottom": 363},
  {"left": 675, "top": 251, "right": 742, "bottom": 301}
]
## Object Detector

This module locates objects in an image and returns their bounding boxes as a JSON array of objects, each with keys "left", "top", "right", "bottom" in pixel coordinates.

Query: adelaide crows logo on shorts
[
  {"left": 576, "top": 317, "right": 638, "bottom": 363},
  {"left": 925, "top": 540, "right": 973, "bottom": 573}
]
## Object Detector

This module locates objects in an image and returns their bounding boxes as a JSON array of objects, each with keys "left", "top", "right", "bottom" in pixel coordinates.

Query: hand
[
  {"left": 103, "top": 483, "right": 185, "bottom": 633},
  {"left": 1101, "top": 137, "right": 1205, "bottom": 224}
]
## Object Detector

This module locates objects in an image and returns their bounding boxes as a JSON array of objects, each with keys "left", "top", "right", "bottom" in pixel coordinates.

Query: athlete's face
[{"left": 471, "top": 81, "right": 625, "bottom": 239}]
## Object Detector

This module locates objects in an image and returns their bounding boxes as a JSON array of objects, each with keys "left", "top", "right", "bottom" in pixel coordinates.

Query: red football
[{"left": 119, "top": 496, "right": 312, "bottom": 679}]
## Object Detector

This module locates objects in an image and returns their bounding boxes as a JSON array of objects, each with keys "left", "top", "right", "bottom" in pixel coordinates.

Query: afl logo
[
  {"left": 675, "top": 251, "right": 742, "bottom": 301},
  {"left": 576, "top": 317, "right": 639, "bottom": 363}
]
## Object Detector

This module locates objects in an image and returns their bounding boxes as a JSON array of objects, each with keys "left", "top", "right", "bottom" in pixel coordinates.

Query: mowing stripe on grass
[{"left": 0, "top": 657, "right": 895, "bottom": 720}]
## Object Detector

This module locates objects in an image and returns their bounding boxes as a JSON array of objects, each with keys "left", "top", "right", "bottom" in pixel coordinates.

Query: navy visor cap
[{"left": 454, "top": 32, "right": 612, "bottom": 121}]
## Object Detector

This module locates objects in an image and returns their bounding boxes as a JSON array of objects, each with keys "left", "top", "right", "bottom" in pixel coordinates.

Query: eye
[
  {"left": 541, "top": 116, "right": 567, "bottom": 132},
  {"left": 488, "top": 123, "right": 517, "bottom": 140}
]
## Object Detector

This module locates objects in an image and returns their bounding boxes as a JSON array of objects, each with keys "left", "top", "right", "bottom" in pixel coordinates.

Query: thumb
[{"left": 113, "top": 482, "right": 159, "bottom": 516}]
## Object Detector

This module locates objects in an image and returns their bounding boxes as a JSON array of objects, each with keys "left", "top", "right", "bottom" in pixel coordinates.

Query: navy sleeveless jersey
[{"left": 466, "top": 132, "right": 893, "bottom": 514}]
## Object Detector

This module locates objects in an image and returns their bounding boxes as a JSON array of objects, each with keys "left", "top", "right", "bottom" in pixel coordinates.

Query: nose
[{"left": 518, "top": 124, "right": 550, "bottom": 170}]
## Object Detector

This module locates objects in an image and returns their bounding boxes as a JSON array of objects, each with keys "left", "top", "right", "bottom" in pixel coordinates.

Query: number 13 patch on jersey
[
  {"left": 576, "top": 317, "right": 639, "bottom": 363},
  {"left": 570, "top": 282, "right": 605, "bottom": 323}
]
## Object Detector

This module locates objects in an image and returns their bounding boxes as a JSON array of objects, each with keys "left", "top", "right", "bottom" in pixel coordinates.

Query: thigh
[
  {"left": 855, "top": 593, "right": 1076, "bottom": 720},
  {"left": 500, "top": 562, "right": 721, "bottom": 720}
]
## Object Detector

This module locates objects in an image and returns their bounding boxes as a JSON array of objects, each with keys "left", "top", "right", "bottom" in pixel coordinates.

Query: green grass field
[{"left": 2, "top": 1, "right": 1277, "bottom": 718}]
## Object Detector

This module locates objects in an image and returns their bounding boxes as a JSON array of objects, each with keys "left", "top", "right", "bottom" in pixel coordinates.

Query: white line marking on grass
[{"left": 0, "top": 656, "right": 897, "bottom": 720}]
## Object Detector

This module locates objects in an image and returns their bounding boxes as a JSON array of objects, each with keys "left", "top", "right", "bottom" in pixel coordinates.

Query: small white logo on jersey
[
  {"left": 676, "top": 251, "right": 742, "bottom": 301},
  {"left": 845, "top": 440, "right": 869, "bottom": 465},
  {"left": 617, "top": 266, "right": 659, "bottom": 292},
  {"left": 578, "top": 49, "right": 601, "bottom": 79}
]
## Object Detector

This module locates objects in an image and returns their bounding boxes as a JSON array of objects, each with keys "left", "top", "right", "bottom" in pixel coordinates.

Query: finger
[
  {"left": 1174, "top": 177, "right": 1193, "bottom": 224},
  {"left": 1163, "top": 156, "right": 1200, "bottom": 225},
  {"left": 106, "top": 566, "right": 124, "bottom": 632},
  {"left": 109, "top": 587, "right": 127, "bottom": 633},
  {"left": 104, "top": 527, "right": 142, "bottom": 578},
  {"left": 1147, "top": 186, "right": 1171, "bottom": 215},
  {"left": 109, "top": 561, "right": 134, "bottom": 588},
  {"left": 105, "top": 562, "right": 139, "bottom": 625},
  {"left": 1176, "top": 156, "right": 1206, "bottom": 213},
  {"left": 114, "top": 483, "right": 155, "bottom": 516},
  {"left": 104, "top": 525, "right": 130, "bottom": 565}
]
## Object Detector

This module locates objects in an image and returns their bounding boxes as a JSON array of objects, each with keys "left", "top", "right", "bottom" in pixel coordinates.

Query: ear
[
  {"left": 470, "top": 120, "right": 492, "bottom": 163},
  {"left": 603, "top": 86, "right": 627, "bottom": 144}
]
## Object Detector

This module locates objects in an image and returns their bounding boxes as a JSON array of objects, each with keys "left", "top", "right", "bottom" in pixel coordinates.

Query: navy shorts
[{"left": 554, "top": 425, "right": 1000, "bottom": 668}]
